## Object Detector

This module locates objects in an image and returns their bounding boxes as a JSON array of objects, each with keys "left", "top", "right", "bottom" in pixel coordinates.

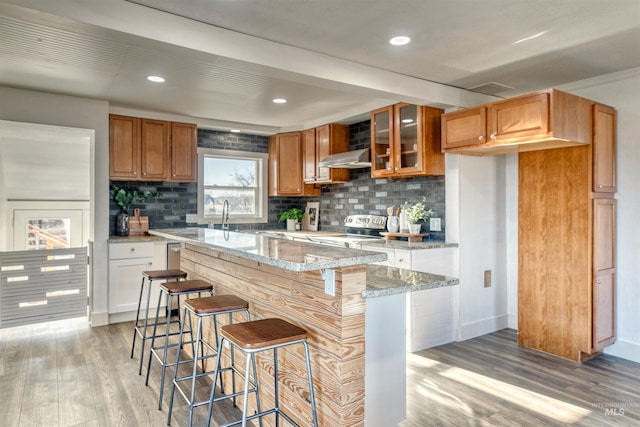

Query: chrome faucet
[{"left": 221, "top": 199, "right": 230, "bottom": 231}]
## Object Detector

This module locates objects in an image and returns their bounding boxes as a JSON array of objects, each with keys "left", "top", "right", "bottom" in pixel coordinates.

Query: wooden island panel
[{"left": 181, "top": 243, "right": 368, "bottom": 427}]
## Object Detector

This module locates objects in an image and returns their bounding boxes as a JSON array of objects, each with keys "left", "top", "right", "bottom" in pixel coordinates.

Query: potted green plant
[
  {"left": 279, "top": 207, "right": 304, "bottom": 231},
  {"left": 404, "top": 198, "right": 433, "bottom": 234},
  {"left": 110, "top": 185, "right": 163, "bottom": 235}
]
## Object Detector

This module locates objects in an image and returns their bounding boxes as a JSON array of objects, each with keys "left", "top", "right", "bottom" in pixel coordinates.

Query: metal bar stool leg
[{"left": 131, "top": 276, "right": 146, "bottom": 358}]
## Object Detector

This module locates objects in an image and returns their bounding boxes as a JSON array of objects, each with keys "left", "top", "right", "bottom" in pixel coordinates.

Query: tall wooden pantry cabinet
[{"left": 518, "top": 101, "right": 617, "bottom": 362}]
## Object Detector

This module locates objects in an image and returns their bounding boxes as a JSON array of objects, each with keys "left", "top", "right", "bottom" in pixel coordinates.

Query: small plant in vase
[
  {"left": 110, "top": 185, "right": 163, "bottom": 236},
  {"left": 279, "top": 207, "right": 304, "bottom": 231},
  {"left": 404, "top": 198, "right": 433, "bottom": 234}
]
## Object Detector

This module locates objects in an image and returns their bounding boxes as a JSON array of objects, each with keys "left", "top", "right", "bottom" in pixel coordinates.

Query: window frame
[{"left": 197, "top": 148, "right": 269, "bottom": 225}]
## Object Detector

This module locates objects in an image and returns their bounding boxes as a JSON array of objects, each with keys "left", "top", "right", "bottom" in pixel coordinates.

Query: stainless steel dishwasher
[
  {"left": 167, "top": 242, "right": 181, "bottom": 270},
  {"left": 166, "top": 242, "right": 182, "bottom": 315}
]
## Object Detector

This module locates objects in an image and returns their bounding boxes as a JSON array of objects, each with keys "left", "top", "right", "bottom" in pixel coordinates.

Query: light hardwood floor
[{"left": 2, "top": 320, "right": 640, "bottom": 426}]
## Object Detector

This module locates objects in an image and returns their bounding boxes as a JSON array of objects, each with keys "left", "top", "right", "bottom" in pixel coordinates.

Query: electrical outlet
[
  {"left": 186, "top": 214, "right": 197, "bottom": 223},
  {"left": 484, "top": 270, "right": 492, "bottom": 287},
  {"left": 429, "top": 217, "right": 441, "bottom": 231}
]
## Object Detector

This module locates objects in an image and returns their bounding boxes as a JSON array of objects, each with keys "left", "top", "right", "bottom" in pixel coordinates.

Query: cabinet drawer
[{"left": 109, "top": 242, "right": 155, "bottom": 260}]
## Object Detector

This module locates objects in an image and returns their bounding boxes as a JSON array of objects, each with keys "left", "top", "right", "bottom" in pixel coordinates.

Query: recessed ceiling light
[
  {"left": 230, "top": 129, "right": 241, "bottom": 133},
  {"left": 272, "top": 98, "right": 287, "bottom": 104},
  {"left": 146, "top": 75, "right": 165, "bottom": 83},
  {"left": 389, "top": 36, "right": 411, "bottom": 46}
]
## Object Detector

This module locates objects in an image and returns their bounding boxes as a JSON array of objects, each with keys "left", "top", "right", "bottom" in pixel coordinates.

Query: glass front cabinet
[{"left": 371, "top": 103, "right": 444, "bottom": 178}]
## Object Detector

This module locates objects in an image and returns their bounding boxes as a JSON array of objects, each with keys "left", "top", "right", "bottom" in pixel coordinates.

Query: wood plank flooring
[
  {"left": 2, "top": 320, "right": 640, "bottom": 426},
  {"left": 401, "top": 329, "right": 640, "bottom": 426}
]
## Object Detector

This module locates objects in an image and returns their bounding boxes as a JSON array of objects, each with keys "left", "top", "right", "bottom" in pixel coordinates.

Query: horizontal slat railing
[{"left": 0, "top": 247, "right": 88, "bottom": 328}]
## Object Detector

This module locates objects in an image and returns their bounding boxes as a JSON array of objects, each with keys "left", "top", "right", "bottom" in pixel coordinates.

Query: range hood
[{"left": 318, "top": 148, "right": 371, "bottom": 169}]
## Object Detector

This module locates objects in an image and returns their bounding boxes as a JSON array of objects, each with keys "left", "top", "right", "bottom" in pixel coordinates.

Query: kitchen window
[{"left": 197, "top": 148, "right": 268, "bottom": 224}]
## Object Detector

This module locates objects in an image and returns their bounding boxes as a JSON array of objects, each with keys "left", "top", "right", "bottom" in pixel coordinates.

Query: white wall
[
  {"left": 0, "top": 86, "right": 110, "bottom": 326},
  {"left": 446, "top": 153, "right": 509, "bottom": 341}
]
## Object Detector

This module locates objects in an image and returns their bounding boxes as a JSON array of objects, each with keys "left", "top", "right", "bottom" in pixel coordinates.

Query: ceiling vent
[{"left": 468, "top": 82, "right": 515, "bottom": 96}]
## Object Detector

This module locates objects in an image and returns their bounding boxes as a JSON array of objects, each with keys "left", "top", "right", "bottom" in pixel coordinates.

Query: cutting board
[{"left": 380, "top": 232, "right": 429, "bottom": 242}]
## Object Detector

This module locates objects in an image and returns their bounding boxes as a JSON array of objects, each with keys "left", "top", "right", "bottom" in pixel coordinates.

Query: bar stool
[
  {"left": 207, "top": 318, "right": 318, "bottom": 427},
  {"left": 146, "top": 279, "right": 214, "bottom": 409},
  {"left": 131, "top": 269, "right": 188, "bottom": 375},
  {"left": 167, "top": 295, "right": 253, "bottom": 427}
]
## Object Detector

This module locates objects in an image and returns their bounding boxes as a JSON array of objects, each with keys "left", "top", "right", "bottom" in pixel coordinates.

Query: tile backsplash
[{"left": 109, "top": 121, "right": 445, "bottom": 240}]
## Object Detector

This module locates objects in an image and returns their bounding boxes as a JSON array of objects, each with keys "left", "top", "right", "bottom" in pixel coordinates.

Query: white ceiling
[{"left": 1, "top": 0, "right": 639, "bottom": 134}]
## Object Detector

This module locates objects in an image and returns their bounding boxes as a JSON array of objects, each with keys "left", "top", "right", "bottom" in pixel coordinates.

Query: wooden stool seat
[
  {"left": 222, "top": 318, "right": 307, "bottom": 351},
  {"left": 142, "top": 269, "right": 188, "bottom": 280},
  {"left": 159, "top": 279, "right": 212, "bottom": 295},
  {"left": 185, "top": 295, "right": 249, "bottom": 315}
]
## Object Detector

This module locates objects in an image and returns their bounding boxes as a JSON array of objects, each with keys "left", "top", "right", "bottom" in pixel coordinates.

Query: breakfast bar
[{"left": 149, "top": 227, "right": 458, "bottom": 426}]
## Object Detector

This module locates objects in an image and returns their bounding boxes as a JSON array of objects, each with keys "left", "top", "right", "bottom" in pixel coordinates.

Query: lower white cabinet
[
  {"left": 108, "top": 241, "right": 167, "bottom": 323},
  {"left": 361, "top": 244, "right": 458, "bottom": 352}
]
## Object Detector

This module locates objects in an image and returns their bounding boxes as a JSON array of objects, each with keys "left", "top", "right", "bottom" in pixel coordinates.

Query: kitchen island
[{"left": 149, "top": 228, "right": 458, "bottom": 427}]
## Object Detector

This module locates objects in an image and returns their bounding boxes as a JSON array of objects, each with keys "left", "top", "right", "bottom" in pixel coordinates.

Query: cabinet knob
[
  {"left": 143, "top": 172, "right": 147, "bottom": 176},
  {"left": 395, "top": 167, "right": 399, "bottom": 171},
  {"left": 130, "top": 248, "right": 135, "bottom": 252},
  {"left": 133, "top": 171, "right": 137, "bottom": 175},
  {"left": 172, "top": 174, "right": 176, "bottom": 177},
  {"left": 478, "top": 135, "right": 484, "bottom": 141},
  {"left": 597, "top": 184, "right": 603, "bottom": 189},
  {"left": 490, "top": 133, "right": 496, "bottom": 139},
  {"left": 596, "top": 279, "right": 602, "bottom": 284}
]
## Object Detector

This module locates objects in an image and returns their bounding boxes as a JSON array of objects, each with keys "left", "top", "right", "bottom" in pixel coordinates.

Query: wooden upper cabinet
[
  {"left": 269, "top": 132, "right": 320, "bottom": 197},
  {"left": 302, "top": 129, "right": 317, "bottom": 183},
  {"left": 109, "top": 115, "right": 140, "bottom": 179},
  {"left": 109, "top": 114, "right": 197, "bottom": 182},
  {"left": 442, "top": 89, "right": 591, "bottom": 155},
  {"left": 140, "top": 119, "right": 170, "bottom": 181},
  {"left": 488, "top": 92, "right": 549, "bottom": 141},
  {"left": 441, "top": 106, "right": 487, "bottom": 149},
  {"left": 592, "top": 103, "right": 616, "bottom": 193},
  {"left": 170, "top": 122, "right": 197, "bottom": 182},
  {"left": 303, "top": 124, "right": 350, "bottom": 184},
  {"left": 371, "top": 103, "right": 444, "bottom": 178}
]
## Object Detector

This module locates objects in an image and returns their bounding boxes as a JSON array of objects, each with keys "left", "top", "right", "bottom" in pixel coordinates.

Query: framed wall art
[{"left": 307, "top": 202, "right": 320, "bottom": 231}]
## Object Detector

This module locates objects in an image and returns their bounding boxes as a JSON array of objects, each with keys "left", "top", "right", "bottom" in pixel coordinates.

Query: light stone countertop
[
  {"left": 364, "top": 264, "right": 459, "bottom": 298},
  {"left": 148, "top": 228, "right": 387, "bottom": 272},
  {"left": 146, "top": 228, "right": 459, "bottom": 298},
  {"left": 108, "top": 235, "right": 171, "bottom": 243}
]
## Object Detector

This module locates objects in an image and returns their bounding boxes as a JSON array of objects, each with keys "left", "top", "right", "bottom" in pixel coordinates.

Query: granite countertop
[
  {"left": 148, "top": 228, "right": 387, "bottom": 272},
  {"left": 364, "top": 264, "right": 459, "bottom": 298},
  {"left": 359, "top": 239, "right": 458, "bottom": 250},
  {"left": 108, "top": 235, "right": 171, "bottom": 243}
]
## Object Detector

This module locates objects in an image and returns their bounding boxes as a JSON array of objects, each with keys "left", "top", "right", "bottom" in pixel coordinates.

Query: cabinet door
[
  {"left": 276, "top": 132, "right": 304, "bottom": 195},
  {"left": 108, "top": 257, "right": 155, "bottom": 314},
  {"left": 394, "top": 103, "right": 423, "bottom": 175},
  {"left": 302, "top": 128, "right": 317, "bottom": 182},
  {"left": 593, "top": 104, "right": 616, "bottom": 193},
  {"left": 140, "top": 119, "right": 170, "bottom": 180},
  {"left": 170, "top": 122, "right": 197, "bottom": 182},
  {"left": 593, "top": 198, "right": 616, "bottom": 351},
  {"left": 489, "top": 92, "right": 549, "bottom": 141},
  {"left": 441, "top": 106, "right": 487, "bottom": 149},
  {"left": 109, "top": 115, "right": 140, "bottom": 179},
  {"left": 315, "top": 124, "right": 332, "bottom": 182},
  {"left": 371, "top": 106, "right": 394, "bottom": 177}
]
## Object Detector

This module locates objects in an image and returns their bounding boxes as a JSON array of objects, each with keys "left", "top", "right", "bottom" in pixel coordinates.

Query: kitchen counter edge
[{"left": 364, "top": 264, "right": 459, "bottom": 299}]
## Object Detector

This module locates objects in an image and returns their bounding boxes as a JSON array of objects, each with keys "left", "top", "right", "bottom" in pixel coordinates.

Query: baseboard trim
[
  {"left": 604, "top": 338, "right": 640, "bottom": 364},
  {"left": 90, "top": 311, "right": 109, "bottom": 327},
  {"left": 458, "top": 314, "right": 509, "bottom": 341}
]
